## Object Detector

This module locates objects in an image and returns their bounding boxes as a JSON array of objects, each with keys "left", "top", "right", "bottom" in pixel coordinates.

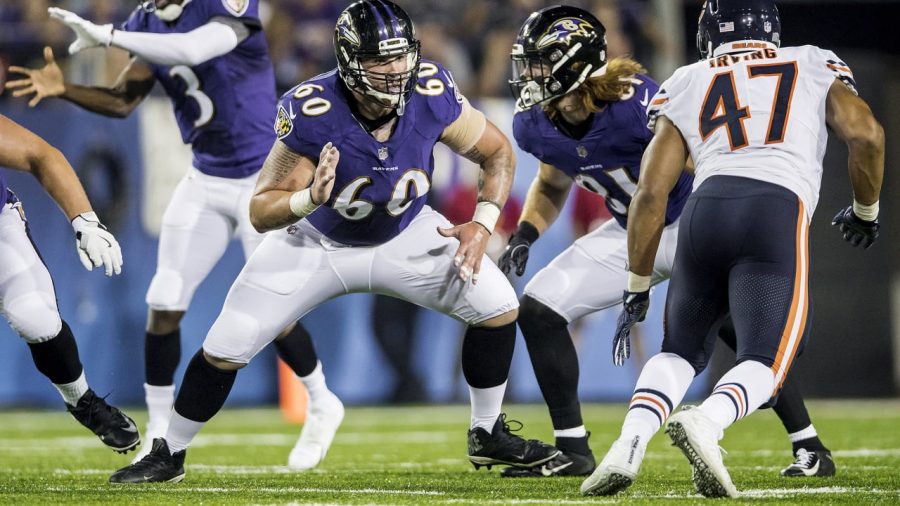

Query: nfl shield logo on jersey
[
  {"left": 222, "top": 0, "right": 249, "bottom": 16},
  {"left": 576, "top": 145, "right": 588, "bottom": 158},
  {"left": 378, "top": 146, "right": 389, "bottom": 161},
  {"left": 275, "top": 106, "right": 293, "bottom": 139}
]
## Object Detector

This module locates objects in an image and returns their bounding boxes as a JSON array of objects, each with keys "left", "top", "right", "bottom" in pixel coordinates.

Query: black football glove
[
  {"left": 498, "top": 221, "right": 540, "bottom": 277},
  {"left": 612, "top": 290, "right": 650, "bottom": 366},
  {"left": 832, "top": 206, "right": 879, "bottom": 249}
]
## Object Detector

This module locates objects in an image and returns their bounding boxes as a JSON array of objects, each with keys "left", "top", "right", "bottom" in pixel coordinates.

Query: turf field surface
[{"left": 0, "top": 401, "right": 898, "bottom": 504}]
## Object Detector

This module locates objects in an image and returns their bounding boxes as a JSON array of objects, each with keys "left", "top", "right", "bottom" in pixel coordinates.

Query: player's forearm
[
  {"left": 626, "top": 188, "right": 666, "bottom": 276},
  {"left": 249, "top": 191, "right": 299, "bottom": 233},
  {"left": 473, "top": 142, "right": 515, "bottom": 211},
  {"left": 519, "top": 178, "right": 568, "bottom": 235},
  {"left": 31, "top": 147, "right": 92, "bottom": 220},
  {"left": 61, "top": 83, "right": 141, "bottom": 118},
  {"left": 847, "top": 120, "right": 884, "bottom": 205},
  {"left": 110, "top": 23, "right": 238, "bottom": 67}
]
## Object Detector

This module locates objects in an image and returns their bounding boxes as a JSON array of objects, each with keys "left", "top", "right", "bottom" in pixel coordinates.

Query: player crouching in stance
[
  {"left": 582, "top": 0, "right": 883, "bottom": 497},
  {"left": 0, "top": 114, "right": 138, "bottom": 453},
  {"left": 108, "top": 0, "right": 558, "bottom": 484}
]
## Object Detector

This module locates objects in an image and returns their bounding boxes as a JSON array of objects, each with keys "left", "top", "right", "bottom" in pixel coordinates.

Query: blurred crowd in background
[{"left": 0, "top": 0, "right": 665, "bottom": 98}]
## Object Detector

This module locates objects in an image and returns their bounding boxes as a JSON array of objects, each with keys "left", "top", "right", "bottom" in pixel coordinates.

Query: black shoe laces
[{"left": 71, "top": 392, "right": 126, "bottom": 432}]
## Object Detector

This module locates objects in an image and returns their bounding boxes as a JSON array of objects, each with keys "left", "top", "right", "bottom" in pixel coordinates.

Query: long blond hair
[{"left": 544, "top": 57, "right": 647, "bottom": 119}]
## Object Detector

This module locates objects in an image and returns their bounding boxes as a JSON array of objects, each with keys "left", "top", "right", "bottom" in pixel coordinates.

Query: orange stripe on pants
[{"left": 771, "top": 199, "right": 809, "bottom": 394}]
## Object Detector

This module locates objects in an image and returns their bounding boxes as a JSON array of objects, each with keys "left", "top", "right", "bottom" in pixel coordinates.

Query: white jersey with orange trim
[{"left": 648, "top": 41, "right": 857, "bottom": 218}]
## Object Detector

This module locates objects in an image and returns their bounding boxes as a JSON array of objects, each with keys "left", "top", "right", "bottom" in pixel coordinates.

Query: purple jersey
[
  {"left": 276, "top": 60, "right": 462, "bottom": 246},
  {"left": 513, "top": 75, "right": 693, "bottom": 228},
  {"left": 121, "top": 0, "right": 276, "bottom": 178},
  {"left": 0, "top": 172, "right": 7, "bottom": 213}
]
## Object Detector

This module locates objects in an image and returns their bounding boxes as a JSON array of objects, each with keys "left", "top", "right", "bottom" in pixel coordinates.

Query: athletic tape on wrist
[
  {"left": 472, "top": 201, "right": 501, "bottom": 234},
  {"left": 289, "top": 188, "right": 320, "bottom": 218},
  {"left": 627, "top": 272, "right": 651, "bottom": 293},
  {"left": 852, "top": 200, "right": 879, "bottom": 221}
]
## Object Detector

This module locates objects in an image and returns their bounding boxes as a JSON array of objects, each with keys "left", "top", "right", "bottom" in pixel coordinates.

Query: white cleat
[
  {"left": 288, "top": 392, "right": 345, "bottom": 471},
  {"left": 581, "top": 436, "right": 645, "bottom": 496},
  {"left": 131, "top": 423, "right": 167, "bottom": 464},
  {"left": 665, "top": 408, "right": 738, "bottom": 498}
]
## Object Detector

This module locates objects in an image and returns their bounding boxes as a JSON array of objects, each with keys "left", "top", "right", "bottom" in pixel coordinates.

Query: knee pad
[
  {"left": 518, "top": 295, "right": 568, "bottom": 330},
  {"left": 5, "top": 292, "right": 62, "bottom": 343},
  {"left": 202, "top": 310, "right": 263, "bottom": 365},
  {"left": 146, "top": 268, "right": 188, "bottom": 310}
]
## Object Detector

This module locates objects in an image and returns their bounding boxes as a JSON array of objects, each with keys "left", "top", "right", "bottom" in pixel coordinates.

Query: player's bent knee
[
  {"left": 475, "top": 307, "right": 518, "bottom": 328},
  {"left": 518, "top": 295, "right": 568, "bottom": 331},
  {"left": 146, "top": 268, "right": 189, "bottom": 311},
  {"left": 5, "top": 293, "right": 62, "bottom": 343},
  {"left": 202, "top": 310, "right": 265, "bottom": 365},
  {"left": 201, "top": 350, "right": 247, "bottom": 371},
  {"left": 147, "top": 309, "right": 185, "bottom": 335}
]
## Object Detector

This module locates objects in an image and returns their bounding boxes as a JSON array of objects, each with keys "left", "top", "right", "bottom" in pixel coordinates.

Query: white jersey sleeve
[{"left": 650, "top": 44, "right": 858, "bottom": 218}]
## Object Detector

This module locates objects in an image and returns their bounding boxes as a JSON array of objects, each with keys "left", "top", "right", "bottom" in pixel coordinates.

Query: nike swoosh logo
[
  {"left": 541, "top": 461, "right": 574, "bottom": 476},
  {"left": 288, "top": 102, "right": 298, "bottom": 119},
  {"left": 639, "top": 89, "right": 649, "bottom": 107},
  {"left": 805, "top": 460, "right": 820, "bottom": 476},
  {"left": 443, "top": 70, "right": 455, "bottom": 88},
  {"left": 122, "top": 418, "right": 138, "bottom": 433}
]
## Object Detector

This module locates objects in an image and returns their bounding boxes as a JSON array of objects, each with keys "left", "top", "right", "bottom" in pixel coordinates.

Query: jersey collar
[{"left": 712, "top": 40, "right": 778, "bottom": 58}]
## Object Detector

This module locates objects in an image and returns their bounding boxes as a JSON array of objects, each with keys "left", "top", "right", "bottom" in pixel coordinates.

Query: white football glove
[
  {"left": 48, "top": 7, "right": 113, "bottom": 55},
  {"left": 72, "top": 212, "right": 123, "bottom": 277}
]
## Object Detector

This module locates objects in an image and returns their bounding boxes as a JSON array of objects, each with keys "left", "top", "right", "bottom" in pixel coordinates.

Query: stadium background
[{"left": 0, "top": 0, "right": 896, "bottom": 409}]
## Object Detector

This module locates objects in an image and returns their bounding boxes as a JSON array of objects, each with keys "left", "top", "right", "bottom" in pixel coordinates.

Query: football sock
[
  {"left": 698, "top": 360, "right": 775, "bottom": 431},
  {"left": 144, "top": 383, "right": 176, "bottom": 433},
  {"left": 462, "top": 321, "right": 516, "bottom": 431},
  {"left": 273, "top": 323, "right": 318, "bottom": 378},
  {"left": 772, "top": 373, "right": 813, "bottom": 432},
  {"left": 518, "top": 296, "right": 584, "bottom": 431},
  {"left": 461, "top": 322, "right": 516, "bottom": 388},
  {"left": 789, "top": 424, "right": 828, "bottom": 453},
  {"left": 55, "top": 371, "right": 89, "bottom": 407},
  {"left": 27, "top": 321, "right": 83, "bottom": 385},
  {"left": 166, "top": 411, "right": 205, "bottom": 454},
  {"left": 554, "top": 426, "right": 587, "bottom": 439},
  {"left": 621, "top": 352, "right": 694, "bottom": 444},
  {"left": 145, "top": 328, "right": 180, "bottom": 386},
  {"left": 299, "top": 361, "right": 330, "bottom": 405},
  {"left": 168, "top": 350, "right": 237, "bottom": 451},
  {"left": 469, "top": 382, "right": 507, "bottom": 431}
]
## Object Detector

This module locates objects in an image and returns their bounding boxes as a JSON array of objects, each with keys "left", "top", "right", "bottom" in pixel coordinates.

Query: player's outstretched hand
[
  {"left": 48, "top": 7, "right": 113, "bottom": 55},
  {"left": 498, "top": 222, "right": 539, "bottom": 277},
  {"left": 72, "top": 212, "right": 123, "bottom": 277},
  {"left": 437, "top": 221, "right": 490, "bottom": 284},
  {"left": 832, "top": 206, "right": 879, "bottom": 249},
  {"left": 612, "top": 290, "right": 649, "bottom": 366},
  {"left": 5, "top": 47, "right": 65, "bottom": 107},
  {"left": 311, "top": 142, "right": 338, "bottom": 205}
]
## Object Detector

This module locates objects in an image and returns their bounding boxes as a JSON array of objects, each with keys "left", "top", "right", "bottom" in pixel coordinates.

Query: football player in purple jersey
[
  {"left": 106, "top": 0, "right": 559, "bottom": 484},
  {"left": 0, "top": 114, "right": 139, "bottom": 454},
  {"left": 6, "top": 0, "right": 342, "bottom": 470},
  {"left": 500, "top": 5, "right": 834, "bottom": 481}
]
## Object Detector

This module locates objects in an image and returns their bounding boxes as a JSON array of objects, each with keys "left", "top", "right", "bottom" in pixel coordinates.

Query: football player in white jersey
[
  {"left": 0, "top": 114, "right": 139, "bottom": 454},
  {"left": 582, "top": 0, "right": 883, "bottom": 498}
]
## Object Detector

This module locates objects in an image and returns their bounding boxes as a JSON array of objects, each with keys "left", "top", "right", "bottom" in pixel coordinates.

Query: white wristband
[
  {"left": 853, "top": 200, "right": 879, "bottom": 221},
  {"left": 289, "top": 188, "right": 320, "bottom": 218},
  {"left": 627, "top": 271, "right": 651, "bottom": 293},
  {"left": 472, "top": 201, "right": 501, "bottom": 234}
]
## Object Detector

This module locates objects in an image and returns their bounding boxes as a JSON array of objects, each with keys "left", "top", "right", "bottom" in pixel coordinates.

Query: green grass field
[{"left": 0, "top": 401, "right": 898, "bottom": 505}]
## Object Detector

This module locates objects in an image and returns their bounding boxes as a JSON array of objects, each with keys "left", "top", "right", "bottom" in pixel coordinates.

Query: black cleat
[
  {"left": 109, "top": 438, "right": 186, "bottom": 484},
  {"left": 781, "top": 449, "right": 836, "bottom": 477},
  {"left": 468, "top": 413, "right": 560, "bottom": 470},
  {"left": 67, "top": 389, "right": 140, "bottom": 454},
  {"left": 500, "top": 448, "right": 595, "bottom": 477}
]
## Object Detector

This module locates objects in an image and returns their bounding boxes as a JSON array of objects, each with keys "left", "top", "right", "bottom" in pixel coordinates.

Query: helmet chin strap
[{"left": 154, "top": 0, "right": 192, "bottom": 22}]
